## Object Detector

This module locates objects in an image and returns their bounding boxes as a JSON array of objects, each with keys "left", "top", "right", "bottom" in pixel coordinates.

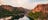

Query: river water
[{"left": 0, "top": 16, "right": 30, "bottom": 20}]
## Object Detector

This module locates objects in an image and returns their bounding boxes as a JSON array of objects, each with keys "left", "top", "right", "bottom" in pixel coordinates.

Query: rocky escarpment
[{"left": 32, "top": 4, "right": 48, "bottom": 20}]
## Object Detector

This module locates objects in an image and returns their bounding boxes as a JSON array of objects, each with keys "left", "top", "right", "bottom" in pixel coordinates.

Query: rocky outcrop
[
  {"left": 32, "top": 4, "right": 48, "bottom": 20},
  {"left": 0, "top": 5, "right": 13, "bottom": 12},
  {"left": 0, "top": 5, "right": 30, "bottom": 20}
]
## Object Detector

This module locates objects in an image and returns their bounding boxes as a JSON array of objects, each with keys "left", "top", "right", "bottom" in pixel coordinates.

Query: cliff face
[
  {"left": 32, "top": 4, "right": 48, "bottom": 12},
  {"left": 32, "top": 4, "right": 48, "bottom": 20},
  {"left": 32, "top": 4, "right": 42, "bottom": 13},
  {"left": 32, "top": 4, "right": 48, "bottom": 15}
]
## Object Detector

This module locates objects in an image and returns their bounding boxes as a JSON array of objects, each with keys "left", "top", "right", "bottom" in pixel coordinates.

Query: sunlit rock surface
[{"left": 32, "top": 4, "right": 48, "bottom": 20}]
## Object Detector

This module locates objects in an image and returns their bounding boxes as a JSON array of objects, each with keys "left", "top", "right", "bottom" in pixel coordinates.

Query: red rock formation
[
  {"left": 32, "top": 4, "right": 48, "bottom": 13},
  {"left": 1, "top": 5, "right": 13, "bottom": 11},
  {"left": 32, "top": 4, "right": 42, "bottom": 13},
  {"left": 32, "top": 4, "right": 48, "bottom": 20}
]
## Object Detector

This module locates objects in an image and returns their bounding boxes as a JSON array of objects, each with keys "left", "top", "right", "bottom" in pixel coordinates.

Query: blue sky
[
  {"left": 33, "top": 0, "right": 46, "bottom": 2},
  {"left": 1, "top": 0, "right": 48, "bottom": 9},
  {"left": 29, "top": 0, "right": 48, "bottom": 3}
]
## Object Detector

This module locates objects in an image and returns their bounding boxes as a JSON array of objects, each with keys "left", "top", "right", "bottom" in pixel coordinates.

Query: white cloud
[{"left": 0, "top": 0, "right": 48, "bottom": 9}]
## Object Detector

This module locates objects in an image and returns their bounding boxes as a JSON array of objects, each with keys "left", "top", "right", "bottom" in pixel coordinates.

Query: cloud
[{"left": 1, "top": 0, "right": 48, "bottom": 9}]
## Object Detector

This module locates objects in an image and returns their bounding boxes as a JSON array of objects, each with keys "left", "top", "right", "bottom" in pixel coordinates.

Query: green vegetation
[
  {"left": 28, "top": 11, "right": 42, "bottom": 20},
  {"left": 0, "top": 9, "right": 13, "bottom": 18},
  {"left": 12, "top": 9, "right": 24, "bottom": 14},
  {"left": 0, "top": 8, "right": 25, "bottom": 18}
]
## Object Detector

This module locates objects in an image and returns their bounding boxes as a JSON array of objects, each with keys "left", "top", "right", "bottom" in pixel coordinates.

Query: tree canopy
[
  {"left": 28, "top": 11, "right": 42, "bottom": 20},
  {"left": 0, "top": 7, "right": 25, "bottom": 18}
]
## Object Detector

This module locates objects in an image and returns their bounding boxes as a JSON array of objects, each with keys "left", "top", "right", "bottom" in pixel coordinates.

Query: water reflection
[
  {"left": 0, "top": 16, "right": 34, "bottom": 20},
  {"left": 18, "top": 16, "right": 30, "bottom": 20}
]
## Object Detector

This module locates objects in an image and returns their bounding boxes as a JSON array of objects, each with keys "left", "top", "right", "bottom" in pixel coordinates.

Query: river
[{"left": 0, "top": 16, "right": 30, "bottom": 20}]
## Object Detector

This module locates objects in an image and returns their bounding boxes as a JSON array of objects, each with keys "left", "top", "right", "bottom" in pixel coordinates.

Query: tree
[
  {"left": 28, "top": 11, "right": 42, "bottom": 20},
  {"left": 0, "top": 9, "right": 13, "bottom": 18},
  {"left": 0, "top": 5, "right": 27, "bottom": 20},
  {"left": 11, "top": 7, "right": 26, "bottom": 20},
  {"left": 12, "top": 7, "right": 25, "bottom": 16}
]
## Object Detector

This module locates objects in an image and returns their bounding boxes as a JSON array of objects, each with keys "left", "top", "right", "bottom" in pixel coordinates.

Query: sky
[{"left": 0, "top": 0, "right": 48, "bottom": 9}]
